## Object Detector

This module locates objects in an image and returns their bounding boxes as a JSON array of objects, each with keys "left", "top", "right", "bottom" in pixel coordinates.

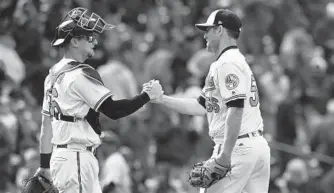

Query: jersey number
[
  {"left": 47, "top": 88, "right": 63, "bottom": 118},
  {"left": 249, "top": 75, "right": 259, "bottom": 107},
  {"left": 206, "top": 97, "right": 220, "bottom": 113}
]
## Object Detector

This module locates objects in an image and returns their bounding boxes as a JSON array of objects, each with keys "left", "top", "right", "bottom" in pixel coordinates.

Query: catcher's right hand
[{"left": 188, "top": 158, "right": 231, "bottom": 189}]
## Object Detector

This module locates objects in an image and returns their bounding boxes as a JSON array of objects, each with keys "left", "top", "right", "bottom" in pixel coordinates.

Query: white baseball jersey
[
  {"left": 41, "top": 58, "right": 113, "bottom": 147},
  {"left": 201, "top": 47, "right": 263, "bottom": 143}
]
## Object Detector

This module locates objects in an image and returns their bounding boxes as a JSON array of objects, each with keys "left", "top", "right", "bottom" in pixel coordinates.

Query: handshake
[{"left": 142, "top": 79, "right": 164, "bottom": 101}]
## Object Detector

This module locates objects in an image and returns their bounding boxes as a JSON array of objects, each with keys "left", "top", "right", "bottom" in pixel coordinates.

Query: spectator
[
  {"left": 0, "top": 122, "right": 17, "bottom": 192},
  {"left": 0, "top": 33, "right": 25, "bottom": 85},
  {"left": 313, "top": 2, "right": 334, "bottom": 73},
  {"left": 99, "top": 131, "right": 132, "bottom": 193},
  {"left": 12, "top": 0, "right": 43, "bottom": 69},
  {"left": 275, "top": 158, "right": 310, "bottom": 193}
]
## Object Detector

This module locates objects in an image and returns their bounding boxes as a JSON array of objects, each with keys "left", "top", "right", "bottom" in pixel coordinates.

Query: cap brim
[
  {"left": 195, "top": 23, "right": 215, "bottom": 31},
  {"left": 52, "top": 39, "right": 65, "bottom": 46}
]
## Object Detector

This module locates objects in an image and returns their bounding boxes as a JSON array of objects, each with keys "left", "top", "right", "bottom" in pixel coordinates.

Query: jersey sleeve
[
  {"left": 71, "top": 70, "right": 113, "bottom": 111},
  {"left": 217, "top": 62, "right": 247, "bottom": 104},
  {"left": 41, "top": 75, "right": 51, "bottom": 116}
]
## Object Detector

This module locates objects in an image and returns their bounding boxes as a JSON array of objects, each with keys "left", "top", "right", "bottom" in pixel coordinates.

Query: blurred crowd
[{"left": 1, "top": 0, "right": 334, "bottom": 192}]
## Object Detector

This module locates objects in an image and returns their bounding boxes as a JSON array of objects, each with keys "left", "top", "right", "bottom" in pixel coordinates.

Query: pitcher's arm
[{"left": 155, "top": 95, "right": 206, "bottom": 116}]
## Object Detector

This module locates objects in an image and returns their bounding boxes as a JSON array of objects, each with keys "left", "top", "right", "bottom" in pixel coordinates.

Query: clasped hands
[{"left": 142, "top": 79, "right": 164, "bottom": 101}]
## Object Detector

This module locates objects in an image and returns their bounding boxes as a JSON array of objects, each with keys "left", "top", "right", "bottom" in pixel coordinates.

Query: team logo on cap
[{"left": 225, "top": 74, "right": 239, "bottom": 90}]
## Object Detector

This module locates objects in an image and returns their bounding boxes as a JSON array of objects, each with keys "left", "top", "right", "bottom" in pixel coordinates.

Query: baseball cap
[{"left": 195, "top": 9, "right": 242, "bottom": 32}]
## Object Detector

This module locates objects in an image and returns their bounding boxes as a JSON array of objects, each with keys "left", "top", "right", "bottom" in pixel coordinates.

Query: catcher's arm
[
  {"left": 218, "top": 105, "right": 243, "bottom": 160},
  {"left": 39, "top": 115, "right": 53, "bottom": 168}
]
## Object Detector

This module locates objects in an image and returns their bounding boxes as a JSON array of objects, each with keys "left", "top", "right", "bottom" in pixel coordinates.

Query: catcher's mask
[{"left": 51, "top": 7, "right": 115, "bottom": 47}]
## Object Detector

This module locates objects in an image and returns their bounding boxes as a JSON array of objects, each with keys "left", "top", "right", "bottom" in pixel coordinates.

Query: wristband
[{"left": 40, "top": 153, "right": 52, "bottom": 168}]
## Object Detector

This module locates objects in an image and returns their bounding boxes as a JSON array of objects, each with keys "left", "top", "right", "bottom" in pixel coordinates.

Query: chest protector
[{"left": 48, "top": 61, "right": 103, "bottom": 135}]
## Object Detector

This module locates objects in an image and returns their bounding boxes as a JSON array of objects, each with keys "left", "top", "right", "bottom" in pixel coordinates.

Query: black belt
[
  {"left": 56, "top": 144, "right": 94, "bottom": 152},
  {"left": 55, "top": 114, "right": 80, "bottom": 122},
  {"left": 237, "top": 130, "right": 263, "bottom": 139}
]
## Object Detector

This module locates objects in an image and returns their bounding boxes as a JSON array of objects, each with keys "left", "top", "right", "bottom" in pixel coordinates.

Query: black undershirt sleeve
[
  {"left": 226, "top": 99, "right": 244, "bottom": 108},
  {"left": 197, "top": 95, "right": 206, "bottom": 109},
  {"left": 98, "top": 92, "right": 150, "bottom": 120}
]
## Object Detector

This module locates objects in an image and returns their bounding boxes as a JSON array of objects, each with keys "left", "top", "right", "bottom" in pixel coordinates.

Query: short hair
[
  {"left": 59, "top": 36, "right": 85, "bottom": 49},
  {"left": 226, "top": 28, "right": 240, "bottom": 39}
]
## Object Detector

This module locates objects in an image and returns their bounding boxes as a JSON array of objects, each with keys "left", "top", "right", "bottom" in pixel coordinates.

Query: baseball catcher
[
  {"left": 188, "top": 158, "right": 232, "bottom": 188},
  {"left": 22, "top": 174, "right": 58, "bottom": 193}
]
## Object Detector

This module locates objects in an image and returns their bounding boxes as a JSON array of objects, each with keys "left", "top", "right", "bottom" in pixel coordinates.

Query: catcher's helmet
[
  {"left": 22, "top": 175, "right": 58, "bottom": 193},
  {"left": 51, "top": 7, "right": 115, "bottom": 47}
]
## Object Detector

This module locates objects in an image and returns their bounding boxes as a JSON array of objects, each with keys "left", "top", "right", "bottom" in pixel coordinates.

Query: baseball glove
[
  {"left": 188, "top": 158, "right": 231, "bottom": 188},
  {"left": 22, "top": 174, "right": 58, "bottom": 193}
]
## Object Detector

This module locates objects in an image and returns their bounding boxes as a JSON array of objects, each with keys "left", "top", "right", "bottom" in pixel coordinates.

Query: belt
[
  {"left": 237, "top": 130, "right": 263, "bottom": 139},
  {"left": 55, "top": 114, "right": 82, "bottom": 122},
  {"left": 56, "top": 144, "right": 94, "bottom": 152}
]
